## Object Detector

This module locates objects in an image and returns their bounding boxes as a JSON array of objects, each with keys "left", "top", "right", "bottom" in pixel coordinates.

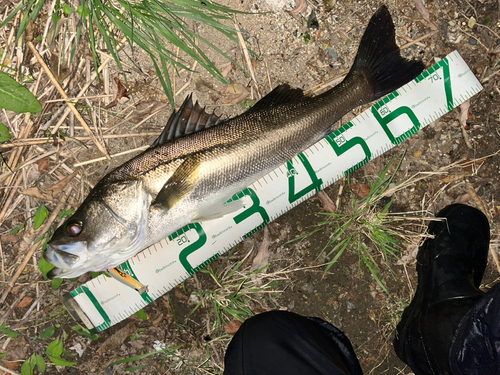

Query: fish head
[{"left": 44, "top": 181, "right": 150, "bottom": 278}]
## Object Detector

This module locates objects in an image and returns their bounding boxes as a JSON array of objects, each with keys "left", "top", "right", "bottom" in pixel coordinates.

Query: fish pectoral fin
[
  {"left": 192, "top": 199, "right": 245, "bottom": 222},
  {"left": 153, "top": 155, "right": 202, "bottom": 210}
]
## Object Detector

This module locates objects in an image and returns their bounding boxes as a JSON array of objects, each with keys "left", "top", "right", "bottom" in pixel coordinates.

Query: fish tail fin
[{"left": 347, "top": 5, "right": 425, "bottom": 100}]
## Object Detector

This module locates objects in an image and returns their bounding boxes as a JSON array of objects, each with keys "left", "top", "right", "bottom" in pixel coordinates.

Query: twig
[
  {"left": 400, "top": 30, "right": 438, "bottom": 50},
  {"left": 0, "top": 150, "right": 57, "bottom": 184},
  {"left": 0, "top": 363, "right": 20, "bottom": 375},
  {"left": 37, "top": 0, "right": 57, "bottom": 55},
  {"left": 0, "top": 240, "right": 4, "bottom": 282},
  {"left": 0, "top": 132, "right": 161, "bottom": 150},
  {"left": 45, "top": 94, "right": 113, "bottom": 102},
  {"left": 459, "top": 27, "right": 489, "bottom": 51},
  {"left": 399, "top": 34, "right": 426, "bottom": 47},
  {"left": 16, "top": 291, "right": 47, "bottom": 326},
  {"left": 265, "top": 61, "right": 272, "bottom": 92},
  {"left": 0, "top": 172, "right": 23, "bottom": 225},
  {"left": 490, "top": 245, "right": 500, "bottom": 275},
  {"left": 26, "top": 42, "right": 111, "bottom": 159},
  {"left": 305, "top": 73, "right": 346, "bottom": 95},
  {"left": 466, "top": 183, "right": 492, "bottom": 221},
  {"left": 481, "top": 69, "right": 500, "bottom": 83},
  {"left": 72, "top": 145, "right": 149, "bottom": 167},
  {"left": 0, "top": 186, "right": 72, "bottom": 305},
  {"left": 234, "top": 16, "right": 260, "bottom": 99},
  {"left": 130, "top": 104, "right": 169, "bottom": 130},
  {"left": 175, "top": 60, "right": 199, "bottom": 97},
  {"left": 316, "top": 190, "right": 336, "bottom": 213},
  {"left": 0, "top": 11, "right": 19, "bottom": 68},
  {"left": 0, "top": 289, "right": 28, "bottom": 326},
  {"left": 47, "top": 54, "right": 114, "bottom": 132}
]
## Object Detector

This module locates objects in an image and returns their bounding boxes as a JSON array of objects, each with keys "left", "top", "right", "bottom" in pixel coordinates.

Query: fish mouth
[
  {"left": 47, "top": 266, "right": 65, "bottom": 279},
  {"left": 44, "top": 245, "right": 82, "bottom": 278}
]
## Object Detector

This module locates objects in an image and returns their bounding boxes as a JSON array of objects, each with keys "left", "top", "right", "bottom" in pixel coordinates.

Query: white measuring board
[{"left": 63, "top": 51, "right": 483, "bottom": 332}]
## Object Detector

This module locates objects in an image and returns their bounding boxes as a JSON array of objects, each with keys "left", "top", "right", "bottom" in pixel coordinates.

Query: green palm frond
[{"left": 3, "top": 0, "right": 249, "bottom": 110}]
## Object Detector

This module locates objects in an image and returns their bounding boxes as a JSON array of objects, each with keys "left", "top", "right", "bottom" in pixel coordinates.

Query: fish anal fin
[
  {"left": 192, "top": 199, "right": 245, "bottom": 222},
  {"left": 150, "top": 95, "right": 222, "bottom": 148},
  {"left": 153, "top": 155, "right": 202, "bottom": 210}
]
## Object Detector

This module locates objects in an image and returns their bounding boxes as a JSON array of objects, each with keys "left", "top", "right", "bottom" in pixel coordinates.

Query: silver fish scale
[
  {"left": 45, "top": 5, "right": 427, "bottom": 278},
  {"left": 111, "top": 76, "right": 371, "bottom": 205}
]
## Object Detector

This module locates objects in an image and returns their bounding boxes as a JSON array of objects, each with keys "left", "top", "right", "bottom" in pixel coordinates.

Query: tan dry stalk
[
  {"left": 0, "top": 186, "right": 72, "bottom": 305},
  {"left": 26, "top": 42, "right": 111, "bottom": 159}
]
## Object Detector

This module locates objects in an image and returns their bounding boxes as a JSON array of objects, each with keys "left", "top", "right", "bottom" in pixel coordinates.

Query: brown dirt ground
[{"left": 1, "top": 0, "right": 500, "bottom": 374}]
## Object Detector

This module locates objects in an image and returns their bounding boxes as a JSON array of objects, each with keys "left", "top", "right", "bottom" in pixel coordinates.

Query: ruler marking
[{"left": 67, "top": 51, "right": 484, "bottom": 331}]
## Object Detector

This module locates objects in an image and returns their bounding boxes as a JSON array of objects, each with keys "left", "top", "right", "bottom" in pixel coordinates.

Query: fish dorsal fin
[
  {"left": 150, "top": 94, "right": 222, "bottom": 148},
  {"left": 243, "top": 84, "right": 306, "bottom": 113},
  {"left": 153, "top": 154, "right": 202, "bottom": 209}
]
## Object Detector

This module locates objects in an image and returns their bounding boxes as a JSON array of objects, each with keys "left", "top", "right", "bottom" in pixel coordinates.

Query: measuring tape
[{"left": 63, "top": 51, "right": 482, "bottom": 332}]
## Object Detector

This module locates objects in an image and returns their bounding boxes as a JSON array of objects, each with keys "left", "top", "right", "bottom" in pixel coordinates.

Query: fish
[{"left": 44, "top": 5, "right": 424, "bottom": 279}]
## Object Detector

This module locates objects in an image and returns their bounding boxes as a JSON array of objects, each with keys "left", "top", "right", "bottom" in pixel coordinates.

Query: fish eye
[{"left": 67, "top": 221, "right": 83, "bottom": 236}]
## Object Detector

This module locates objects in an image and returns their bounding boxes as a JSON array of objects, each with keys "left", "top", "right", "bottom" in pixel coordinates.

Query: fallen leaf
[
  {"left": 316, "top": 191, "right": 336, "bottom": 213},
  {"left": 21, "top": 186, "right": 54, "bottom": 201},
  {"left": 413, "top": 0, "right": 430, "bottom": 21},
  {"left": 2, "top": 360, "right": 20, "bottom": 371},
  {"left": 468, "top": 16, "right": 476, "bottom": 29},
  {"left": 250, "top": 57, "right": 259, "bottom": 70},
  {"left": 131, "top": 101, "right": 168, "bottom": 122},
  {"left": 174, "top": 288, "right": 189, "bottom": 302},
  {"left": 17, "top": 296, "right": 33, "bottom": 308},
  {"left": 220, "top": 83, "right": 249, "bottom": 105},
  {"left": 11, "top": 285, "right": 22, "bottom": 295},
  {"left": 194, "top": 77, "right": 214, "bottom": 92},
  {"left": 209, "top": 92, "right": 219, "bottom": 103},
  {"left": 350, "top": 184, "right": 371, "bottom": 200},
  {"left": 105, "top": 77, "right": 130, "bottom": 109},
  {"left": 291, "top": 0, "right": 307, "bottom": 17},
  {"left": 69, "top": 343, "right": 84, "bottom": 357},
  {"left": 224, "top": 319, "right": 243, "bottom": 335},
  {"left": 37, "top": 158, "right": 49, "bottom": 171},
  {"left": 440, "top": 171, "right": 470, "bottom": 183},
  {"left": 455, "top": 193, "right": 471, "bottom": 204},
  {"left": 1, "top": 234, "right": 20, "bottom": 243},
  {"left": 96, "top": 322, "right": 136, "bottom": 355},
  {"left": 46, "top": 170, "right": 79, "bottom": 192},
  {"left": 151, "top": 313, "right": 164, "bottom": 327},
  {"left": 221, "top": 63, "right": 232, "bottom": 78},
  {"left": 129, "top": 339, "right": 145, "bottom": 350},
  {"left": 250, "top": 226, "right": 270, "bottom": 272},
  {"left": 116, "top": 78, "right": 129, "bottom": 97},
  {"left": 459, "top": 99, "right": 470, "bottom": 130}
]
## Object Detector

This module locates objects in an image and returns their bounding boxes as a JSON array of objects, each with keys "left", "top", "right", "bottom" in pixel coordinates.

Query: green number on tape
[
  {"left": 287, "top": 153, "right": 323, "bottom": 203},
  {"left": 372, "top": 96, "right": 421, "bottom": 145},
  {"left": 233, "top": 188, "right": 269, "bottom": 238},
  {"left": 326, "top": 123, "right": 371, "bottom": 175},
  {"left": 169, "top": 223, "right": 207, "bottom": 274},
  {"left": 416, "top": 57, "right": 453, "bottom": 111}
]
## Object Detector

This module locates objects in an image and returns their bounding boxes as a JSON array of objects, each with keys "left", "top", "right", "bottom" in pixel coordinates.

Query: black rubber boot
[
  {"left": 394, "top": 204, "right": 490, "bottom": 374},
  {"left": 449, "top": 281, "right": 500, "bottom": 374}
]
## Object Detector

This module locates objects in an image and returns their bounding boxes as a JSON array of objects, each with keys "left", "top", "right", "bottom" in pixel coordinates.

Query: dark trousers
[
  {"left": 224, "top": 310, "right": 363, "bottom": 375},
  {"left": 224, "top": 282, "right": 500, "bottom": 374}
]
